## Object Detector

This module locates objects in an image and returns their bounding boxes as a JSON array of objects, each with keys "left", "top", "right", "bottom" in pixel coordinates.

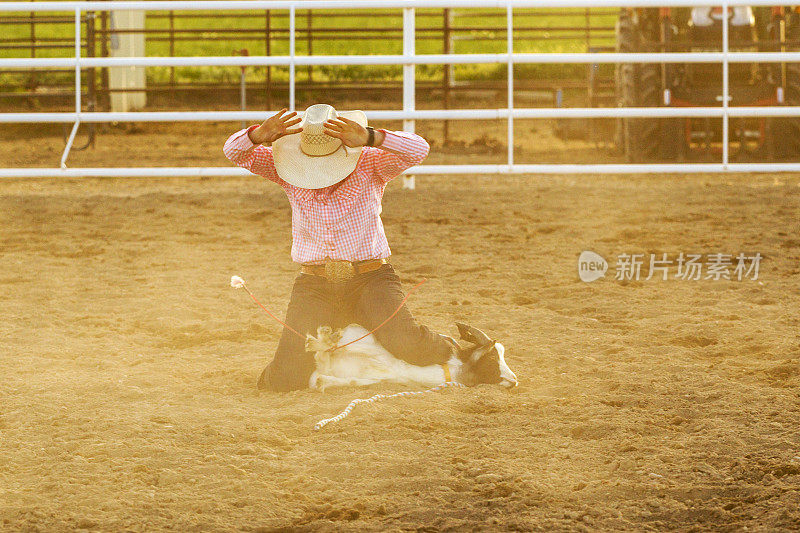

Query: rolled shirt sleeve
[
  {"left": 370, "top": 129, "right": 430, "bottom": 184},
  {"left": 222, "top": 126, "right": 286, "bottom": 186}
]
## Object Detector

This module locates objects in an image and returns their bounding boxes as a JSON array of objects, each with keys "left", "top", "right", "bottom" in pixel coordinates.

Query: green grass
[{"left": 0, "top": 8, "right": 618, "bottom": 89}]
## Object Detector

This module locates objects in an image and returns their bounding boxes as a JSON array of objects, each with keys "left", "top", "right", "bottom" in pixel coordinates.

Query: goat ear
[
  {"left": 440, "top": 333, "right": 460, "bottom": 349},
  {"left": 455, "top": 322, "right": 493, "bottom": 346}
]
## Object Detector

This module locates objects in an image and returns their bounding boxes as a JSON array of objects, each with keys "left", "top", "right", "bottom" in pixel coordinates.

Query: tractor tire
[
  {"left": 627, "top": 63, "right": 662, "bottom": 161},
  {"left": 769, "top": 12, "right": 800, "bottom": 159},
  {"left": 616, "top": 9, "right": 683, "bottom": 162},
  {"left": 615, "top": 10, "right": 637, "bottom": 154}
]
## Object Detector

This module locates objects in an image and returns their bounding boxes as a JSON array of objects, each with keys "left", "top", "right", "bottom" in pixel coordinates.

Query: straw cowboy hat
[{"left": 272, "top": 103, "right": 367, "bottom": 189}]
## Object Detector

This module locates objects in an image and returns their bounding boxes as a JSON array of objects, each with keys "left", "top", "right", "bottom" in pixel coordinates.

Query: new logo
[{"left": 578, "top": 251, "right": 608, "bottom": 282}]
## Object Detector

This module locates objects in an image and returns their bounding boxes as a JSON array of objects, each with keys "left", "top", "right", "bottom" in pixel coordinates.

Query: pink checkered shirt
[{"left": 223, "top": 126, "right": 429, "bottom": 264}]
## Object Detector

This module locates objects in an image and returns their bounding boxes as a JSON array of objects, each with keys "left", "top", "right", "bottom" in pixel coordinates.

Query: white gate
[{"left": 3, "top": 0, "right": 800, "bottom": 178}]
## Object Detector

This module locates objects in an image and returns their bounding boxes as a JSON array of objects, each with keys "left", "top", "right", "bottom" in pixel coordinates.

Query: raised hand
[
  {"left": 323, "top": 116, "right": 370, "bottom": 148},
  {"left": 248, "top": 108, "right": 303, "bottom": 145}
]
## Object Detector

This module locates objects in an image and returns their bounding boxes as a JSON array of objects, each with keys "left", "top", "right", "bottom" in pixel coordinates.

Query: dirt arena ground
[{"left": 2, "top": 122, "right": 800, "bottom": 532}]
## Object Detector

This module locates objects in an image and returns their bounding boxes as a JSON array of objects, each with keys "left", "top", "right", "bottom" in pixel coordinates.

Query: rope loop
[{"left": 313, "top": 381, "right": 464, "bottom": 431}]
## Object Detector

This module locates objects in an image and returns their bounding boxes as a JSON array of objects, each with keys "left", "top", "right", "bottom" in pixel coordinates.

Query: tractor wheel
[
  {"left": 769, "top": 11, "right": 800, "bottom": 159},
  {"left": 614, "top": 9, "right": 637, "bottom": 153},
  {"left": 616, "top": 9, "right": 683, "bottom": 162},
  {"left": 627, "top": 63, "right": 662, "bottom": 161}
]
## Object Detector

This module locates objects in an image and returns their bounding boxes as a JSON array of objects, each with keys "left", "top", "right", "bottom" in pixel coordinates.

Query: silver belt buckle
[{"left": 324, "top": 260, "right": 355, "bottom": 282}]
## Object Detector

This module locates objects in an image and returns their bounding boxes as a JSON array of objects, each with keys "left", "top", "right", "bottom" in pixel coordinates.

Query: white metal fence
[{"left": 3, "top": 0, "right": 800, "bottom": 178}]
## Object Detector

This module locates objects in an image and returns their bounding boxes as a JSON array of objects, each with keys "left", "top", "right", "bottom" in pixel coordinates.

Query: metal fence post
[
  {"left": 290, "top": 4, "right": 296, "bottom": 111},
  {"left": 507, "top": 2, "right": 514, "bottom": 170},
  {"left": 585, "top": 8, "right": 591, "bottom": 51},
  {"left": 237, "top": 48, "right": 249, "bottom": 129},
  {"left": 29, "top": 7, "right": 35, "bottom": 59},
  {"left": 169, "top": 10, "right": 175, "bottom": 87},
  {"left": 74, "top": 8, "right": 81, "bottom": 123},
  {"left": 100, "top": 10, "right": 109, "bottom": 110},
  {"left": 265, "top": 10, "right": 272, "bottom": 111},
  {"left": 86, "top": 10, "right": 96, "bottom": 148},
  {"left": 722, "top": 0, "right": 729, "bottom": 168},
  {"left": 307, "top": 9, "right": 313, "bottom": 83},
  {"left": 442, "top": 8, "right": 453, "bottom": 145},
  {"left": 29, "top": 6, "right": 37, "bottom": 100},
  {"left": 402, "top": 6, "right": 416, "bottom": 190},
  {"left": 61, "top": 7, "right": 82, "bottom": 169}
]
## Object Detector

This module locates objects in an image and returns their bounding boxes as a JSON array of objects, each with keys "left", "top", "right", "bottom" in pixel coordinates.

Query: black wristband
[{"left": 366, "top": 127, "right": 375, "bottom": 147}]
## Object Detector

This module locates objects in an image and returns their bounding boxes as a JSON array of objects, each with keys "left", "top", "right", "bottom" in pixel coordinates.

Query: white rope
[{"left": 313, "top": 381, "right": 464, "bottom": 431}]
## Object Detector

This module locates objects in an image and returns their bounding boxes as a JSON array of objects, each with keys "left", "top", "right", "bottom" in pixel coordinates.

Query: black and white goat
[{"left": 305, "top": 322, "right": 518, "bottom": 391}]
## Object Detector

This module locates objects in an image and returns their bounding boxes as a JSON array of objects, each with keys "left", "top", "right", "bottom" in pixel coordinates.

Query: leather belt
[{"left": 300, "top": 258, "right": 388, "bottom": 282}]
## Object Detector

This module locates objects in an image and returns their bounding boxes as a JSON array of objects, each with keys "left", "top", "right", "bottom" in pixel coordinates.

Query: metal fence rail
[
  {"left": 0, "top": 8, "right": 616, "bottom": 89},
  {"left": 2, "top": 0, "right": 800, "bottom": 178}
]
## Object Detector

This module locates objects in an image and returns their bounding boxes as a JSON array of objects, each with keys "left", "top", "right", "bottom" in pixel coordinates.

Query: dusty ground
[{"left": 2, "top": 122, "right": 800, "bottom": 532}]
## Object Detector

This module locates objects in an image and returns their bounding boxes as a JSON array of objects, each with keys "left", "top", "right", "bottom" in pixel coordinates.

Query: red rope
[
  {"left": 242, "top": 285, "right": 304, "bottom": 339},
  {"left": 240, "top": 278, "right": 428, "bottom": 351},
  {"left": 330, "top": 278, "right": 427, "bottom": 352}
]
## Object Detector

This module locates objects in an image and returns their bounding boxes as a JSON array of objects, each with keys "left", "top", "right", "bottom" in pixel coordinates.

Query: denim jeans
[{"left": 257, "top": 263, "right": 453, "bottom": 391}]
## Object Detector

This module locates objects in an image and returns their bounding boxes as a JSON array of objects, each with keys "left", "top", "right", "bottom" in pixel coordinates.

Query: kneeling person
[{"left": 223, "top": 104, "right": 456, "bottom": 391}]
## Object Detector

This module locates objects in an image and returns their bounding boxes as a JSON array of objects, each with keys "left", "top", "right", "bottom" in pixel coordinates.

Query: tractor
[{"left": 615, "top": 6, "right": 800, "bottom": 161}]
